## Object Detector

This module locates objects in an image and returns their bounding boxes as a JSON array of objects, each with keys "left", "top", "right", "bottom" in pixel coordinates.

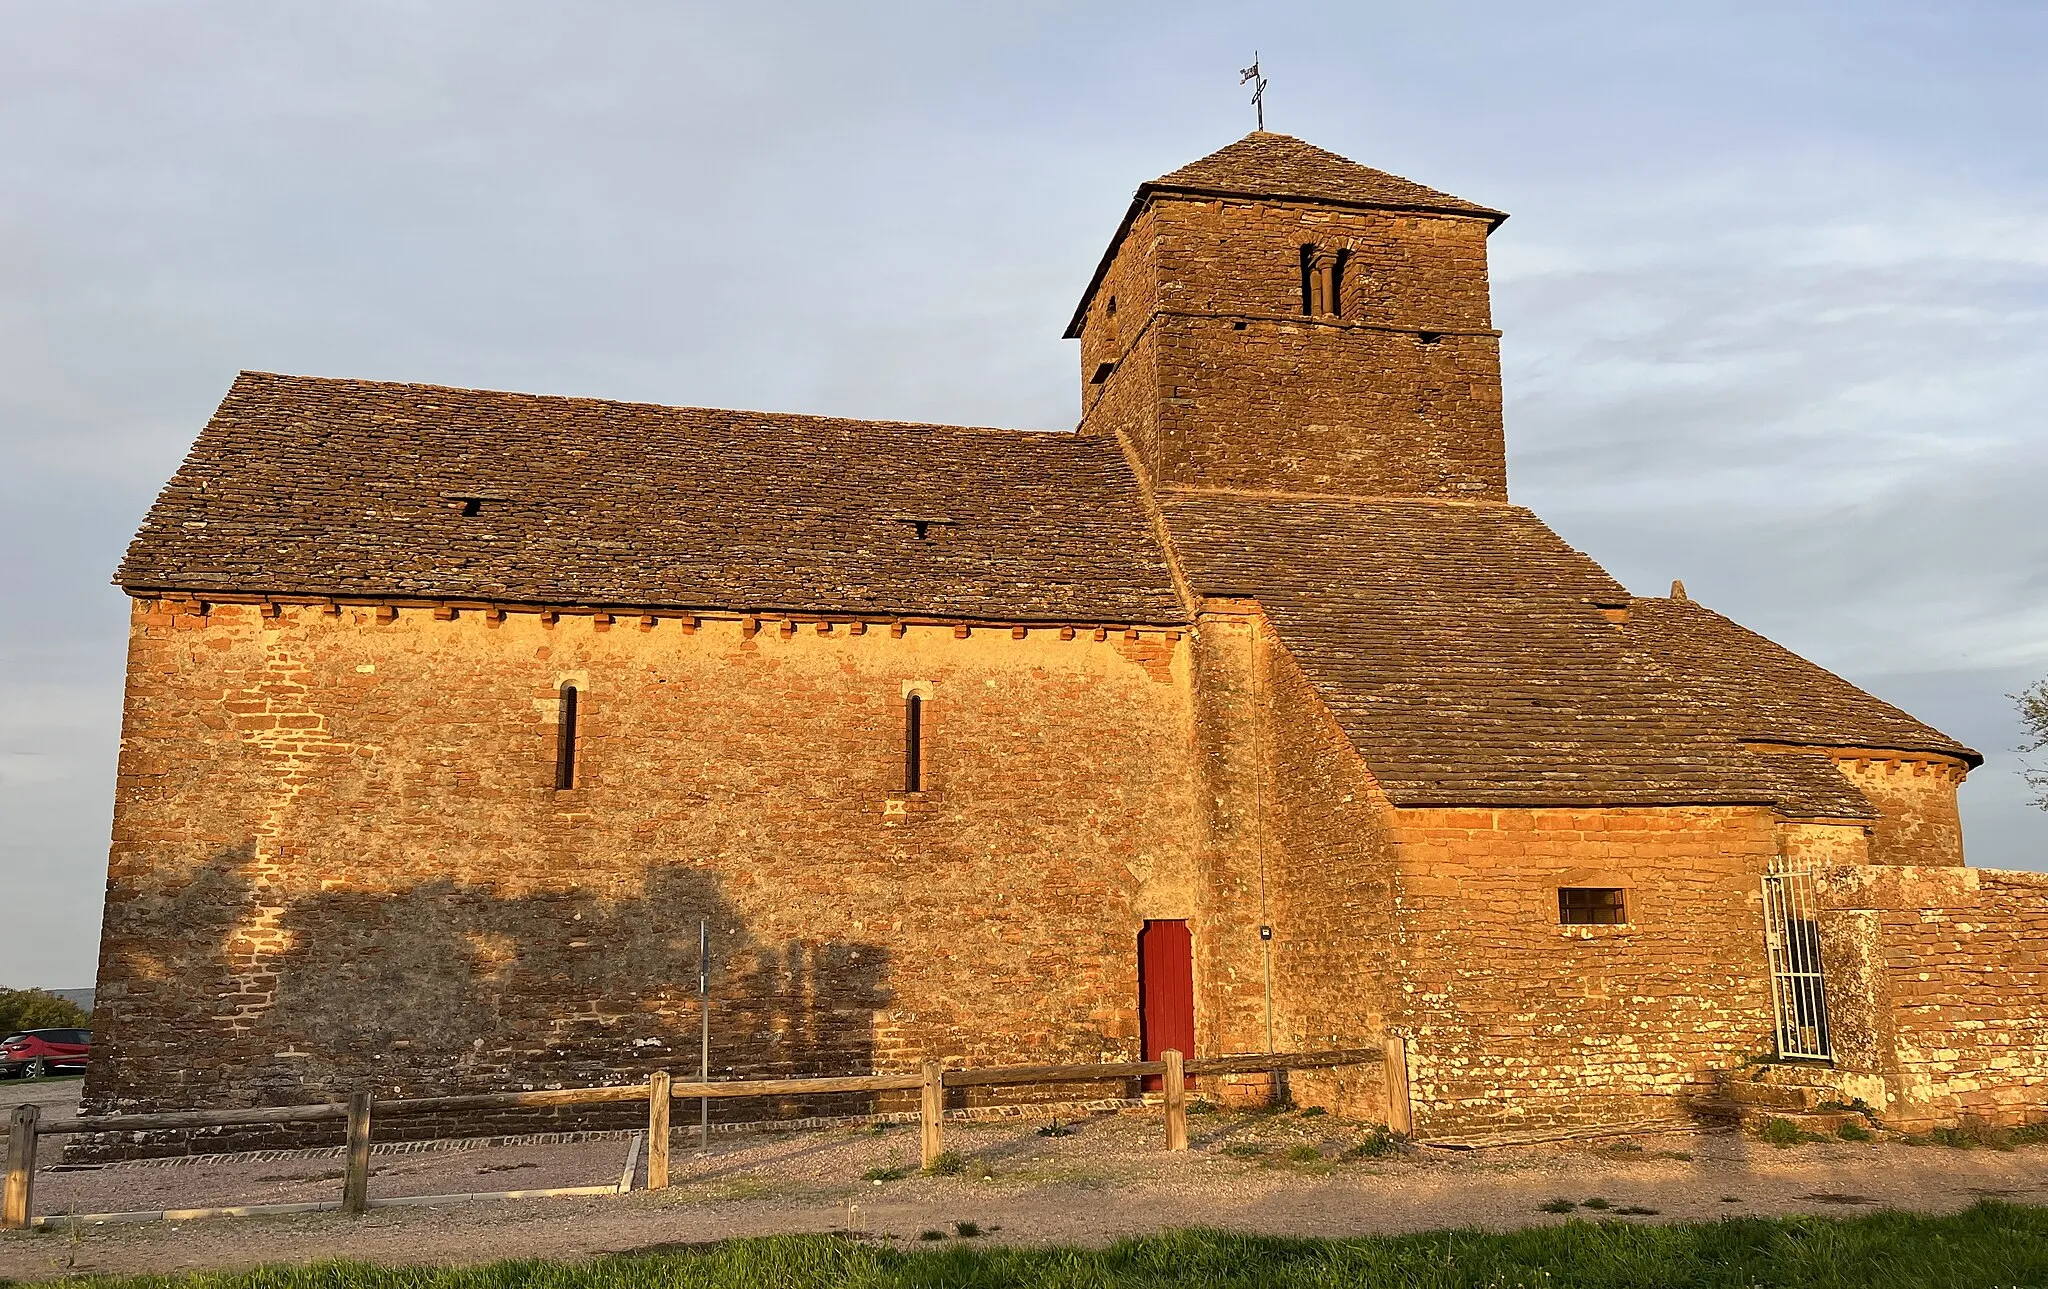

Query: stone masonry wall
[
  {"left": 1831, "top": 756, "right": 1968, "bottom": 868},
  {"left": 1149, "top": 198, "right": 1504, "bottom": 500},
  {"left": 1180, "top": 610, "right": 1400, "bottom": 1119},
  {"left": 1816, "top": 864, "right": 2048, "bottom": 1131},
  {"left": 87, "top": 600, "right": 1204, "bottom": 1142},
  {"left": 1257, "top": 627, "right": 1402, "bottom": 1122},
  {"left": 1390, "top": 805, "right": 1782, "bottom": 1134}
]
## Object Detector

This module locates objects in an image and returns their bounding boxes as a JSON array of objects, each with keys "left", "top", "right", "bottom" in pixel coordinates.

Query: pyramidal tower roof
[
  {"left": 1066, "top": 132, "right": 1505, "bottom": 337},
  {"left": 1147, "top": 131, "right": 1503, "bottom": 220}
]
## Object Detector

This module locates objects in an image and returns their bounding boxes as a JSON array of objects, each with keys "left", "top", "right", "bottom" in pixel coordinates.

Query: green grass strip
[{"left": 44, "top": 1201, "right": 2048, "bottom": 1289}]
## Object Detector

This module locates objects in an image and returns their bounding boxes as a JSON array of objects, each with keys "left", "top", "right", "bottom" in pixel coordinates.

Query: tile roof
[
  {"left": 1625, "top": 598, "right": 1980, "bottom": 765},
  {"left": 1147, "top": 132, "right": 1505, "bottom": 222},
  {"left": 1066, "top": 132, "right": 1504, "bottom": 336},
  {"left": 116, "top": 372, "right": 1188, "bottom": 624},
  {"left": 1159, "top": 492, "right": 1876, "bottom": 816}
]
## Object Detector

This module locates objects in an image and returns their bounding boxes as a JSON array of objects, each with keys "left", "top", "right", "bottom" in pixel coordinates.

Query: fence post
[
  {"left": 1383, "top": 1034, "right": 1412, "bottom": 1135},
  {"left": 919, "top": 1060, "right": 944, "bottom": 1170},
  {"left": 1163, "top": 1049, "right": 1188, "bottom": 1152},
  {"left": 646, "top": 1071, "right": 670, "bottom": 1191},
  {"left": 342, "top": 1090, "right": 373, "bottom": 1215},
  {"left": 2, "top": 1104, "right": 38, "bottom": 1230}
]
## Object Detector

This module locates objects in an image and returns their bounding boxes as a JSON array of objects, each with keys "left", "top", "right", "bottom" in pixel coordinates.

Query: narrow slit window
[
  {"left": 904, "top": 693, "right": 923, "bottom": 793},
  {"left": 555, "top": 684, "right": 579, "bottom": 790},
  {"left": 1558, "top": 887, "right": 1626, "bottom": 926}
]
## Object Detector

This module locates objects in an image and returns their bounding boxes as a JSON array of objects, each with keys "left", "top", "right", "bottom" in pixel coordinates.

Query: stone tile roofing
[
  {"left": 1148, "top": 132, "right": 1505, "bottom": 222},
  {"left": 1158, "top": 492, "right": 1876, "bottom": 816},
  {"left": 1626, "top": 598, "right": 1980, "bottom": 765},
  {"left": 116, "top": 372, "right": 1188, "bottom": 624},
  {"left": 1066, "top": 132, "right": 1504, "bottom": 337}
]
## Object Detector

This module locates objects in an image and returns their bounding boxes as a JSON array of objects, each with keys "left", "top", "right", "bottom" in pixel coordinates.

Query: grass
[
  {"left": 50, "top": 1202, "right": 2048, "bottom": 1288},
  {"left": 1344, "top": 1126, "right": 1404, "bottom": 1160},
  {"left": 1758, "top": 1117, "right": 1830, "bottom": 1148}
]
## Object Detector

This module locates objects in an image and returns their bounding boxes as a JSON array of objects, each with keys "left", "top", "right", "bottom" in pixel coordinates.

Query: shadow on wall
[{"left": 85, "top": 851, "right": 892, "bottom": 1139}]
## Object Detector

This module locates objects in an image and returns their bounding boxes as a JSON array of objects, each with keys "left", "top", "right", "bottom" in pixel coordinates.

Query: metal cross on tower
[{"left": 1240, "top": 54, "right": 1268, "bottom": 131}]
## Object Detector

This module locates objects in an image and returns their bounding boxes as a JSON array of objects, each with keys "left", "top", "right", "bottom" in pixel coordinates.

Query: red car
[{"left": 0, "top": 1029, "right": 91, "bottom": 1079}]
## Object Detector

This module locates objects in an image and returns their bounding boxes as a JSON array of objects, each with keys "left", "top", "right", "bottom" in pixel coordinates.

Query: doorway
[{"left": 1138, "top": 919, "right": 1195, "bottom": 1091}]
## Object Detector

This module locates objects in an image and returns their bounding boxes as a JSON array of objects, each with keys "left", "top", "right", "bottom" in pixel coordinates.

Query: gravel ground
[
  {"left": 2, "top": 1106, "right": 2043, "bottom": 1282},
  {"left": 0, "top": 1076, "right": 83, "bottom": 1115}
]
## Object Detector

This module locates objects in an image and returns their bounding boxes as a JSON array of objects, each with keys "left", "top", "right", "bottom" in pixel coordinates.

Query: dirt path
[{"left": 4, "top": 1109, "right": 2043, "bottom": 1281}]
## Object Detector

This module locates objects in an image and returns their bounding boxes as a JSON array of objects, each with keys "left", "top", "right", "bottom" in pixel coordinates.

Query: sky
[{"left": 3, "top": 1, "right": 2044, "bottom": 988}]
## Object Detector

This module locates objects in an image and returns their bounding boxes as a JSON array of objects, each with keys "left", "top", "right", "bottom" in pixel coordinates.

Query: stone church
[{"left": 90, "top": 132, "right": 2045, "bottom": 1140}]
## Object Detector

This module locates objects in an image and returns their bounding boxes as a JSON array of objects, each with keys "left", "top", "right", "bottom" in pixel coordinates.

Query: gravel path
[{"left": 3, "top": 1107, "right": 2043, "bottom": 1281}]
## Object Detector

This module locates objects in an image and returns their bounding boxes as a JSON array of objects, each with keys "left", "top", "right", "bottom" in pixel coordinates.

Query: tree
[
  {"left": 2020, "top": 678, "right": 2048, "bottom": 810},
  {"left": 0, "top": 989, "right": 89, "bottom": 1037}
]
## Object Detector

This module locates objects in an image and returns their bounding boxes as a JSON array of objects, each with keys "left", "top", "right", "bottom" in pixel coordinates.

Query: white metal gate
[{"left": 1762, "top": 862, "right": 1832, "bottom": 1060}]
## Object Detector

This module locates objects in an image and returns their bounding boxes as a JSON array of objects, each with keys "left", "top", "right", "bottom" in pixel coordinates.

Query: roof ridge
[{"left": 229, "top": 370, "right": 1080, "bottom": 443}]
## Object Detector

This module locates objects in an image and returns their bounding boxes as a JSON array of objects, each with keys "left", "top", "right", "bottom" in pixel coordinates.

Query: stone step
[
  {"left": 1743, "top": 1108, "right": 1872, "bottom": 1138},
  {"left": 1724, "top": 1081, "right": 1827, "bottom": 1111}
]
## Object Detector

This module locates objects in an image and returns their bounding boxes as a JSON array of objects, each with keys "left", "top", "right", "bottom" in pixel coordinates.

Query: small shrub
[
  {"left": 1187, "top": 1099, "right": 1221, "bottom": 1116},
  {"left": 1284, "top": 1144, "right": 1322, "bottom": 1163},
  {"left": 1836, "top": 1121, "right": 1874, "bottom": 1143},
  {"left": 1581, "top": 1197, "right": 1611, "bottom": 1210},
  {"left": 953, "top": 1221, "right": 981, "bottom": 1238},
  {"left": 1223, "top": 1143, "right": 1267, "bottom": 1160},
  {"left": 1344, "top": 1125, "right": 1402, "bottom": 1160},
  {"left": 861, "top": 1165, "right": 906, "bottom": 1183},
  {"left": 2010, "top": 1121, "right": 2048, "bottom": 1146},
  {"left": 1298, "top": 1106, "right": 1327, "bottom": 1117},
  {"left": 1615, "top": 1205, "right": 1661, "bottom": 1217},
  {"left": 1538, "top": 1198, "right": 1577, "bottom": 1213},
  {"left": 1758, "top": 1117, "right": 1812, "bottom": 1147},
  {"left": 924, "top": 1152, "right": 966, "bottom": 1177},
  {"left": 1720, "top": 1196, "right": 1743, "bottom": 1204},
  {"left": 918, "top": 1230, "right": 946, "bottom": 1241},
  {"left": 1931, "top": 1127, "right": 1975, "bottom": 1150},
  {"left": 1035, "top": 1121, "right": 1073, "bottom": 1138}
]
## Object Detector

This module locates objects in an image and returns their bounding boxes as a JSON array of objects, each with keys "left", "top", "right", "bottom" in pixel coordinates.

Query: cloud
[{"left": 4, "top": 0, "right": 2046, "bottom": 983}]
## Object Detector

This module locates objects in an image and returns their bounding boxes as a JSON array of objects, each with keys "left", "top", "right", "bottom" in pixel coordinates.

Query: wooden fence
[{"left": 1, "top": 1040, "right": 1404, "bottom": 1230}]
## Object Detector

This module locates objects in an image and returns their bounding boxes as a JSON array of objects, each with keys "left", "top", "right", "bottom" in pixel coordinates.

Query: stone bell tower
[{"left": 1070, "top": 132, "right": 1510, "bottom": 501}]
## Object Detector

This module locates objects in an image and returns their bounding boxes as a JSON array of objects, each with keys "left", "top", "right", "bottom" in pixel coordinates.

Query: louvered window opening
[{"left": 1763, "top": 862, "right": 1832, "bottom": 1060}]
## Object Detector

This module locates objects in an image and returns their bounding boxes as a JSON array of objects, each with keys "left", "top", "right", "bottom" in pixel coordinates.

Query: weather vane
[{"left": 1240, "top": 53, "right": 1267, "bottom": 131}]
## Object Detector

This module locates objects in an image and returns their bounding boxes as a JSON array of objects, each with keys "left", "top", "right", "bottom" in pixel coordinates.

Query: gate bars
[{"left": 1761, "top": 861, "right": 1832, "bottom": 1061}]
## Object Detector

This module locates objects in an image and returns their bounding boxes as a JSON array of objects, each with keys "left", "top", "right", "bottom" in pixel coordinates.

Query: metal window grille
[
  {"left": 1558, "top": 887, "right": 1626, "bottom": 925},
  {"left": 1762, "top": 862, "right": 1832, "bottom": 1060}
]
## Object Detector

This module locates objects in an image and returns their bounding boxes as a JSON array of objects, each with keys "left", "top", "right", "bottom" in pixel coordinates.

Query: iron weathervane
[{"left": 1240, "top": 53, "right": 1268, "bottom": 130}]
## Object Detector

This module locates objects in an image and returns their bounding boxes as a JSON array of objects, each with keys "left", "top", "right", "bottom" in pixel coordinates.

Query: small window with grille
[{"left": 1558, "top": 887, "right": 1626, "bottom": 926}]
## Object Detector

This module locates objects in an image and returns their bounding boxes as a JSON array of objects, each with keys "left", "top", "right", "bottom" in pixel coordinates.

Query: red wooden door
[{"left": 1138, "top": 919, "right": 1195, "bottom": 1091}]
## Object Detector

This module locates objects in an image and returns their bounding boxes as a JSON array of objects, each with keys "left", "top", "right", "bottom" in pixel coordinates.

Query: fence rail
[{"left": 2, "top": 1040, "right": 1405, "bottom": 1230}]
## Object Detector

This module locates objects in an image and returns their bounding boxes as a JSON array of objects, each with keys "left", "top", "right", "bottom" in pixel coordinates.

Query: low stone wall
[{"left": 1816, "top": 865, "right": 2048, "bottom": 1132}]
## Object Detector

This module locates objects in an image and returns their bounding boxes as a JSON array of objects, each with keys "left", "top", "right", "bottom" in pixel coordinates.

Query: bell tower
[{"left": 1071, "top": 133, "right": 1510, "bottom": 501}]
